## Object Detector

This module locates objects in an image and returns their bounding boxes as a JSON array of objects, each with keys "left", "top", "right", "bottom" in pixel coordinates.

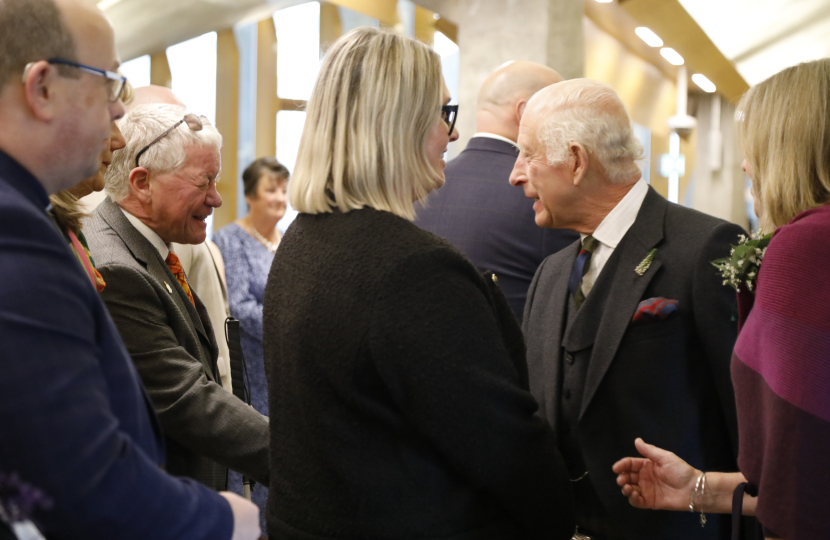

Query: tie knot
[
  {"left": 581, "top": 235, "right": 599, "bottom": 254},
  {"left": 166, "top": 251, "right": 183, "bottom": 273}
]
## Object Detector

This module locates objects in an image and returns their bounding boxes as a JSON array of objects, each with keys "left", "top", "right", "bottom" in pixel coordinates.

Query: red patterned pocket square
[{"left": 632, "top": 297, "right": 679, "bottom": 323}]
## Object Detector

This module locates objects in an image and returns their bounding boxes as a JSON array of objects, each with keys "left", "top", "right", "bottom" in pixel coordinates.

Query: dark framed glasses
[
  {"left": 135, "top": 113, "right": 208, "bottom": 168},
  {"left": 441, "top": 104, "right": 458, "bottom": 136},
  {"left": 43, "top": 58, "right": 127, "bottom": 102}
]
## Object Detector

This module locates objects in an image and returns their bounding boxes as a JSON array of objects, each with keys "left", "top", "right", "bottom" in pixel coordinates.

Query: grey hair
[
  {"left": 105, "top": 103, "right": 222, "bottom": 202},
  {"left": 0, "top": 0, "right": 77, "bottom": 89},
  {"left": 532, "top": 79, "right": 643, "bottom": 184}
]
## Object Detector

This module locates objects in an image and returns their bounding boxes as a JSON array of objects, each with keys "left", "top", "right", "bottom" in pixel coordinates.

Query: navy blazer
[
  {"left": 415, "top": 136, "right": 578, "bottom": 322},
  {"left": 0, "top": 150, "right": 231, "bottom": 539}
]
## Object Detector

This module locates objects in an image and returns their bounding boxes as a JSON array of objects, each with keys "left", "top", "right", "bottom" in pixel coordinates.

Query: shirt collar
[
  {"left": 581, "top": 178, "right": 649, "bottom": 249},
  {"left": 472, "top": 133, "right": 518, "bottom": 148},
  {"left": 119, "top": 206, "right": 170, "bottom": 260},
  {"left": 0, "top": 148, "right": 51, "bottom": 212}
]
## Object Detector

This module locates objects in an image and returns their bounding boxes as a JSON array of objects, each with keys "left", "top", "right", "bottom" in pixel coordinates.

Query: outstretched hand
[{"left": 612, "top": 438, "right": 699, "bottom": 511}]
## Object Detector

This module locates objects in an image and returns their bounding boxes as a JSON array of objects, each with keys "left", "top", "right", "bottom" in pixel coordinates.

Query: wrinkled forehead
[{"left": 181, "top": 143, "right": 221, "bottom": 173}]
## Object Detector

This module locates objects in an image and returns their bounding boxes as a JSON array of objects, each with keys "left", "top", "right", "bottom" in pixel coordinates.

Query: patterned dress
[{"left": 213, "top": 222, "right": 276, "bottom": 534}]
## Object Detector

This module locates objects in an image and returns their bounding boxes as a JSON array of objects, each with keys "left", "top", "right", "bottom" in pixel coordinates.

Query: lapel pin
[
  {"left": 164, "top": 281, "right": 173, "bottom": 293},
  {"left": 635, "top": 248, "right": 658, "bottom": 276}
]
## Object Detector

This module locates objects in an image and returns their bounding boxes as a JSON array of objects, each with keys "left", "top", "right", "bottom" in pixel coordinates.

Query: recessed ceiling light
[
  {"left": 660, "top": 47, "right": 685, "bottom": 66},
  {"left": 635, "top": 27, "right": 663, "bottom": 47},
  {"left": 595, "top": 0, "right": 613, "bottom": 3},
  {"left": 97, "top": 0, "right": 122, "bottom": 8},
  {"left": 692, "top": 73, "right": 716, "bottom": 93}
]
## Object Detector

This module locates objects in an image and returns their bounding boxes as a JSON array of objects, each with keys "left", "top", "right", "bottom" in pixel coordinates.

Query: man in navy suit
[
  {"left": 415, "top": 61, "right": 578, "bottom": 322},
  {"left": 512, "top": 79, "right": 744, "bottom": 540},
  {"left": 0, "top": 0, "right": 257, "bottom": 537}
]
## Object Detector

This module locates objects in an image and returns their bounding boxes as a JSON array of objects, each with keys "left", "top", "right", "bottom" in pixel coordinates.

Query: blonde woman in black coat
[{"left": 263, "top": 27, "right": 574, "bottom": 540}]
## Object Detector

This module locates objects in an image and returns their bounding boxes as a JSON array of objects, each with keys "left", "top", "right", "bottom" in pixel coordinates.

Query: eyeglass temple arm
[{"left": 134, "top": 118, "right": 186, "bottom": 168}]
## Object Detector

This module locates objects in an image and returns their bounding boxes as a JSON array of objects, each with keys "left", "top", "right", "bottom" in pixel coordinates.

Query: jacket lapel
[
  {"left": 579, "top": 187, "right": 667, "bottom": 420},
  {"left": 97, "top": 198, "right": 216, "bottom": 374},
  {"left": 542, "top": 244, "right": 578, "bottom": 426}
]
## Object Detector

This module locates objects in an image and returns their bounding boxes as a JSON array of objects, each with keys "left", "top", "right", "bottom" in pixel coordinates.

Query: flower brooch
[{"left": 711, "top": 231, "right": 772, "bottom": 292}]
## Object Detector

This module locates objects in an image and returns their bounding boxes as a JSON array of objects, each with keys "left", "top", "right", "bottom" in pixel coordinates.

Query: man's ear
[
  {"left": 570, "top": 143, "right": 590, "bottom": 186},
  {"left": 514, "top": 99, "right": 528, "bottom": 124},
  {"left": 129, "top": 167, "right": 152, "bottom": 203},
  {"left": 22, "top": 61, "right": 59, "bottom": 122}
]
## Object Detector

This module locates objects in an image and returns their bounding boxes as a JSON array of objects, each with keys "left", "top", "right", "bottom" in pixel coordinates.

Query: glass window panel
[
  {"left": 338, "top": 6, "right": 379, "bottom": 33},
  {"left": 276, "top": 110, "right": 306, "bottom": 233},
  {"left": 274, "top": 2, "right": 321, "bottom": 100},
  {"left": 435, "top": 31, "right": 460, "bottom": 159},
  {"left": 166, "top": 32, "right": 218, "bottom": 125},
  {"left": 166, "top": 31, "right": 218, "bottom": 236},
  {"left": 120, "top": 55, "right": 151, "bottom": 89}
]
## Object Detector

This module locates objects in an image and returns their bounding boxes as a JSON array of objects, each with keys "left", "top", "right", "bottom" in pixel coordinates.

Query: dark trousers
[{"left": 573, "top": 476, "right": 627, "bottom": 540}]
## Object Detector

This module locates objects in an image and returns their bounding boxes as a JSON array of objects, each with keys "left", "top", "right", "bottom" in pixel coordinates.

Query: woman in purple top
[
  {"left": 213, "top": 157, "right": 289, "bottom": 535},
  {"left": 612, "top": 58, "right": 830, "bottom": 540}
]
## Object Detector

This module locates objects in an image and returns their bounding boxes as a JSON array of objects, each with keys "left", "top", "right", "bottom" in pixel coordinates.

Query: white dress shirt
[
  {"left": 120, "top": 207, "right": 170, "bottom": 260},
  {"left": 472, "top": 132, "right": 519, "bottom": 148},
  {"left": 580, "top": 178, "right": 649, "bottom": 297}
]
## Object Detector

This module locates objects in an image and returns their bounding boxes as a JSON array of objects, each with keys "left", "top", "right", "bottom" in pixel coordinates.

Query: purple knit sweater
[{"left": 732, "top": 204, "right": 830, "bottom": 539}]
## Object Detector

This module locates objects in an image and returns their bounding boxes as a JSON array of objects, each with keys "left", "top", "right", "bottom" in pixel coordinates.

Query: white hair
[
  {"left": 105, "top": 104, "right": 222, "bottom": 202},
  {"left": 530, "top": 79, "right": 643, "bottom": 184}
]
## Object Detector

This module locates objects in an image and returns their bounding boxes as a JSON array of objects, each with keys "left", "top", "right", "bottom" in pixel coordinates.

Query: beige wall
[{"left": 583, "top": 17, "right": 696, "bottom": 202}]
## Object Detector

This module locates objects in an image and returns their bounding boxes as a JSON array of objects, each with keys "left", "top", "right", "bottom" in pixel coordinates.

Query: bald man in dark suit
[{"left": 415, "top": 61, "right": 578, "bottom": 322}]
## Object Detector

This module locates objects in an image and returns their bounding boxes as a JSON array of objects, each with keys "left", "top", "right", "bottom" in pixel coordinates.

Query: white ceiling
[
  {"left": 678, "top": 0, "right": 830, "bottom": 85},
  {"left": 104, "top": 0, "right": 830, "bottom": 87}
]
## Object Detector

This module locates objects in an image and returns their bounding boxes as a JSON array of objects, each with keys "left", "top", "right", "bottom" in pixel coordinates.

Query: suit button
[
  {"left": 565, "top": 353, "right": 574, "bottom": 365},
  {"left": 564, "top": 389, "right": 571, "bottom": 400}
]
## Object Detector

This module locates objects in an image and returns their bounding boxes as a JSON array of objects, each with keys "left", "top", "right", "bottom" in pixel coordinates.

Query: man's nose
[
  {"left": 110, "top": 99, "right": 125, "bottom": 122},
  {"left": 206, "top": 183, "right": 223, "bottom": 208},
  {"left": 509, "top": 155, "right": 526, "bottom": 186}
]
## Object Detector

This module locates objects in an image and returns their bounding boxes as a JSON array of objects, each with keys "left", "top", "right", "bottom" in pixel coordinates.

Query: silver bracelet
[
  {"left": 698, "top": 472, "right": 707, "bottom": 527},
  {"left": 689, "top": 472, "right": 703, "bottom": 513}
]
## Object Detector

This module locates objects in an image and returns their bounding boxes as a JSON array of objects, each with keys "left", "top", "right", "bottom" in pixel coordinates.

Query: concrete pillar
[
  {"left": 690, "top": 94, "right": 749, "bottom": 228},
  {"left": 454, "top": 0, "right": 584, "bottom": 149},
  {"left": 149, "top": 51, "right": 172, "bottom": 88}
]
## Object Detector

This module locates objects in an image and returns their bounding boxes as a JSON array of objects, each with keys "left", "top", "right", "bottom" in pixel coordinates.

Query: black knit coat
[{"left": 263, "top": 207, "right": 574, "bottom": 540}]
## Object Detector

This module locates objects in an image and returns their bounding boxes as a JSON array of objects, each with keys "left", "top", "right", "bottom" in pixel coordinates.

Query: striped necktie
[
  {"left": 165, "top": 251, "right": 195, "bottom": 306},
  {"left": 568, "top": 235, "right": 599, "bottom": 309}
]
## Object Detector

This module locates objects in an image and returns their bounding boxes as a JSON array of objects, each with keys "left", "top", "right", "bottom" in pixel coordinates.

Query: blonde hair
[
  {"left": 289, "top": 27, "right": 443, "bottom": 220},
  {"left": 49, "top": 190, "right": 84, "bottom": 236},
  {"left": 530, "top": 79, "right": 643, "bottom": 184},
  {"left": 736, "top": 58, "right": 830, "bottom": 230}
]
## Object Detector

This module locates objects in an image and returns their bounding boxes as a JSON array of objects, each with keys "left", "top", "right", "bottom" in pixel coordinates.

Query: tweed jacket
[
  {"left": 85, "top": 197, "right": 270, "bottom": 491},
  {"left": 264, "top": 207, "right": 575, "bottom": 540},
  {"left": 415, "top": 136, "right": 578, "bottom": 322},
  {"left": 523, "top": 187, "right": 745, "bottom": 540}
]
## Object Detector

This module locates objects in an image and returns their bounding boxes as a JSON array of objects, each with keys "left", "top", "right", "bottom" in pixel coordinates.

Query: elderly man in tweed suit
[{"left": 85, "top": 103, "right": 269, "bottom": 491}]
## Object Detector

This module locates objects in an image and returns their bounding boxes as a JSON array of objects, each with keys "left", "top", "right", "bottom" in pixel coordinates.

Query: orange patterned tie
[{"left": 165, "top": 251, "right": 195, "bottom": 306}]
